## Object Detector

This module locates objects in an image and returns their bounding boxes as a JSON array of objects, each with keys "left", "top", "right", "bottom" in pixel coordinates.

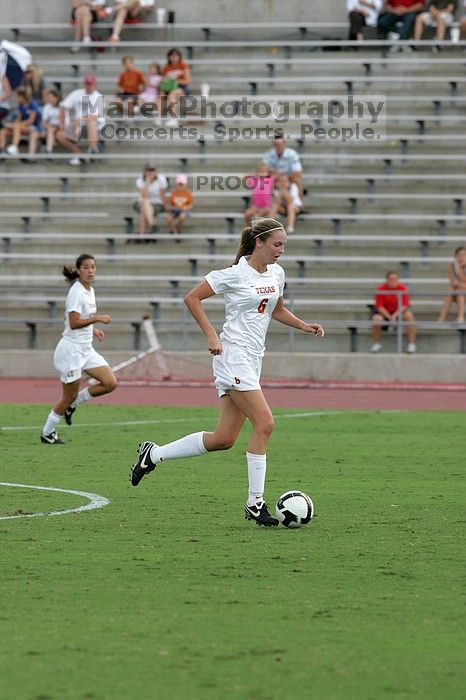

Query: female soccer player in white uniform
[
  {"left": 40, "top": 254, "right": 117, "bottom": 444},
  {"left": 130, "top": 218, "right": 324, "bottom": 525}
]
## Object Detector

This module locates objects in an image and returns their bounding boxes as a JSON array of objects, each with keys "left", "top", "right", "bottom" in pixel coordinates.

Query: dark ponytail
[
  {"left": 233, "top": 218, "right": 284, "bottom": 264},
  {"left": 62, "top": 253, "right": 95, "bottom": 281}
]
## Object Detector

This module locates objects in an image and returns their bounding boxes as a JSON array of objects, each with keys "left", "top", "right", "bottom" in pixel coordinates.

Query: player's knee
[
  {"left": 105, "top": 377, "right": 118, "bottom": 393},
  {"left": 259, "top": 416, "right": 275, "bottom": 438}
]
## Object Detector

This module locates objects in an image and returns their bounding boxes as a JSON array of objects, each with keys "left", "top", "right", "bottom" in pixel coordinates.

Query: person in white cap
[{"left": 166, "top": 173, "right": 194, "bottom": 235}]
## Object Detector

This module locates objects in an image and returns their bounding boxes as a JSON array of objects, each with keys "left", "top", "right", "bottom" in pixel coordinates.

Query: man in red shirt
[
  {"left": 377, "top": 0, "right": 425, "bottom": 39},
  {"left": 371, "top": 270, "right": 417, "bottom": 353}
]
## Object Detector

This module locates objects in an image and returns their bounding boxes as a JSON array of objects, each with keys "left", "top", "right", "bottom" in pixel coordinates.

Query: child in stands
[
  {"left": 166, "top": 174, "right": 194, "bottom": 235},
  {"left": 116, "top": 55, "right": 146, "bottom": 105},
  {"left": 29, "top": 87, "right": 61, "bottom": 156},
  {"left": 269, "top": 173, "right": 303, "bottom": 234},
  {"left": 0, "top": 86, "right": 41, "bottom": 158},
  {"left": 138, "top": 62, "right": 162, "bottom": 115},
  {"left": 243, "top": 164, "right": 275, "bottom": 223}
]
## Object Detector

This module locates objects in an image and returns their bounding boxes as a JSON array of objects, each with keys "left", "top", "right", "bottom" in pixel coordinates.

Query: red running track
[{"left": 0, "top": 378, "right": 464, "bottom": 410}]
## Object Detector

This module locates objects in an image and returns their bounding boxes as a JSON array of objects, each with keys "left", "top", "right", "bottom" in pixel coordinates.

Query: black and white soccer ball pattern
[{"left": 275, "top": 490, "right": 314, "bottom": 528}]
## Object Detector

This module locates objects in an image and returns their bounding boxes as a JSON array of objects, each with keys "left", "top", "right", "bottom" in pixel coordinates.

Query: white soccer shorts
[
  {"left": 53, "top": 337, "right": 109, "bottom": 384},
  {"left": 212, "top": 342, "right": 262, "bottom": 397},
  {"left": 419, "top": 11, "right": 454, "bottom": 27}
]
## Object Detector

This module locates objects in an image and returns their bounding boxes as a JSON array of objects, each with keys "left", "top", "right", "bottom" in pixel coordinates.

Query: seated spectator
[
  {"left": 377, "top": 0, "right": 424, "bottom": 40},
  {"left": 370, "top": 270, "right": 417, "bottom": 353},
  {"left": 166, "top": 174, "right": 194, "bottom": 235},
  {"left": 116, "top": 55, "right": 146, "bottom": 106},
  {"left": 56, "top": 74, "right": 104, "bottom": 166},
  {"left": 158, "top": 48, "right": 192, "bottom": 126},
  {"left": 137, "top": 62, "right": 162, "bottom": 113},
  {"left": 132, "top": 162, "right": 167, "bottom": 241},
  {"left": 347, "top": 0, "right": 383, "bottom": 40},
  {"left": 109, "top": 0, "right": 155, "bottom": 43},
  {"left": 414, "top": 0, "right": 457, "bottom": 42},
  {"left": 262, "top": 133, "right": 303, "bottom": 196},
  {"left": 461, "top": 0, "right": 466, "bottom": 36},
  {"left": 29, "top": 88, "right": 61, "bottom": 156},
  {"left": 0, "top": 40, "right": 32, "bottom": 124},
  {"left": 437, "top": 246, "right": 466, "bottom": 323},
  {"left": 269, "top": 173, "right": 303, "bottom": 234},
  {"left": 0, "top": 86, "right": 41, "bottom": 158},
  {"left": 23, "top": 63, "right": 47, "bottom": 104},
  {"left": 243, "top": 164, "right": 275, "bottom": 223},
  {"left": 70, "top": 0, "right": 108, "bottom": 51}
]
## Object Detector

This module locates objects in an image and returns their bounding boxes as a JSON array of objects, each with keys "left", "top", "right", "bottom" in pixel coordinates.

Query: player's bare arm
[
  {"left": 272, "top": 297, "right": 325, "bottom": 337},
  {"left": 184, "top": 281, "right": 223, "bottom": 354}
]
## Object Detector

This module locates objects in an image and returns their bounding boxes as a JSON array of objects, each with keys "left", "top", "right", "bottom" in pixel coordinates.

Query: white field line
[
  {"left": 0, "top": 482, "right": 110, "bottom": 521},
  {"left": 0, "top": 409, "right": 406, "bottom": 433}
]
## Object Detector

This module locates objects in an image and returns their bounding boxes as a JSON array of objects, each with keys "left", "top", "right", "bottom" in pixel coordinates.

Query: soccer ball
[{"left": 275, "top": 490, "right": 314, "bottom": 528}]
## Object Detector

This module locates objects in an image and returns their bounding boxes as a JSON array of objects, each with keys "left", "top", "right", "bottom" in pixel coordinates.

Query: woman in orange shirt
[{"left": 159, "top": 48, "right": 192, "bottom": 126}]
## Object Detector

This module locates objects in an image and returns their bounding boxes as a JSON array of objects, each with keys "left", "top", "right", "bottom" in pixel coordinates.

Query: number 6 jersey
[{"left": 205, "top": 255, "right": 286, "bottom": 357}]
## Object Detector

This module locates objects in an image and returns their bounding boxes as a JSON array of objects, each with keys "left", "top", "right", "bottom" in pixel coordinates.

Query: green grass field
[{"left": 0, "top": 404, "right": 464, "bottom": 700}]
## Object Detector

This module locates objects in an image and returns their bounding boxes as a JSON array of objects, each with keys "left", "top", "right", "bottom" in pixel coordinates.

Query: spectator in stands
[
  {"left": 159, "top": 48, "right": 192, "bottom": 126},
  {"left": 29, "top": 88, "right": 61, "bottom": 156},
  {"left": 269, "top": 173, "right": 303, "bottom": 234},
  {"left": 262, "top": 133, "right": 303, "bottom": 196},
  {"left": 23, "top": 64, "right": 47, "bottom": 104},
  {"left": 460, "top": 0, "right": 466, "bottom": 36},
  {"left": 370, "top": 270, "right": 417, "bottom": 353},
  {"left": 138, "top": 62, "right": 162, "bottom": 113},
  {"left": 377, "top": 0, "right": 424, "bottom": 40},
  {"left": 0, "top": 86, "right": 41, "bottom": 158},
  {"left": 347, "top": 0, "right": 383, "bottom": 40},
  {"left": 166, "top": 174, "right": 194, "bottom": 235},
  {"left": 56, "top": 74, "right": 104, "bottom": 166},
  {"left": 0, "top": 40, "right": 32, "bottom": 124},
  {"left": 70, "top": 0, "right": 108, "bottom": 51},
  {"left": 413, "top": 0, "right": 458, "bottom": 42},
  {"left": 109, "top": 0, "right": 155, "bottom": 43},
  {"left": 437, "top": 246, "right": 466, "bottom": 323},
  {"left": 132, "top": 162, "right": 167, "bottom": 241},
  {"left": 243, "top": 164, "right": 275, "bottom": 223},
  {"left": 116, "top": 55, "right": 146, "bottom": 106}
]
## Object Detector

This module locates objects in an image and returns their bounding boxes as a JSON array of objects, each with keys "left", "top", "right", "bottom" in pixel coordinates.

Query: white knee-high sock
[
  {"left": 42, "top": 410, "right": 61, "bottom": 436},
  {"left": 246, "top": 451, "right": 267, "bottom": 506},
  {"left": 71, "top": 388, "right": 92, "bottom": 408},
  {"left": 150, "top": 431, "right": 207, "bottom": 463}
]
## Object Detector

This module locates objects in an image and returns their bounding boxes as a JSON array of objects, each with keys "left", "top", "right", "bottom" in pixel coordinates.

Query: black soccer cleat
[
  {"left": 40, "top": 431, "right": 65, "bottom": 444},
  {"left": 64, "top": 405, "right": 76, "bottom": 426},
  {"left": 130, "top": 441, "right": 158, "bottom": 486},
  {"left": 244, "top": 501, "right": 279, "bottom": 527}
]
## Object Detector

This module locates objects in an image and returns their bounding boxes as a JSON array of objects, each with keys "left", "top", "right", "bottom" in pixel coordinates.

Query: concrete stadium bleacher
[{"left": 1, "top": 26, "right": 465, "bottom": 359}]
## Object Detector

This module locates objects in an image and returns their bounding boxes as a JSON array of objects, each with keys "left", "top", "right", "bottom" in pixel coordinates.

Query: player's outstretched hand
[{"left": 97, "top": 314, "right": 112, "bottom": 325}]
